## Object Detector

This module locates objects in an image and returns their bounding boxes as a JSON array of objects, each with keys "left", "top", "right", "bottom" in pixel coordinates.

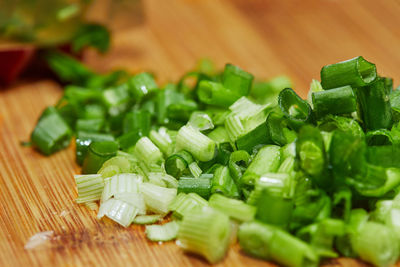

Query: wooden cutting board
[{"left": 1, "top": 0, "right": 400, "bottom": 266}]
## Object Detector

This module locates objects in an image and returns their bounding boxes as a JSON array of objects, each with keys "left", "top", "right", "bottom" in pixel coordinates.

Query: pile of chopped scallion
[{"left": 31, "top": 53, "right": 400, "bottom": 267}]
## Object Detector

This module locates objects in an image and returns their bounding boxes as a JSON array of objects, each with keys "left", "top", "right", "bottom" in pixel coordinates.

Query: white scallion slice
[
  {"left": 75, "top": 174, "right": 104, "bottom": 204},
  {"left": 133, "top": 214, "right": 163, "bottom": 225},
  {"left": 134, "top": 137, "right": 164, "bottom": 164},
  {"left": 140, "top": 182, "right": 177, "bottom": 214},
  {"left": 148, "top": 172, "right": 178, "bottom": 188},
  {"left": 101, "top": 173, "right": 143, "bottom": 203},
  {"left": 177, "top": 206, "right": 231, "bottom": 263},
  {"left": 145, "top": 221, "right": 180, "bottom": 242},
  {"left": 189, "top": 162, "right": 202, "bottom": 178},
  {"left": 114, "top": 192, "right": 146, "bottom": 215},
  {"left": 97, "top": 198, "right": 138, "bottom": 227},
  {"left": 169, "top": 193, "right": 209, "bottom": 219}
]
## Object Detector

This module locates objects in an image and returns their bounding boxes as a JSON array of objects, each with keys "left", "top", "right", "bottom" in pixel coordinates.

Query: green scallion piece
[
  {"left": 211, "top": 166, "right": 239, "bottom": 198},
  {"left": 278, "top": 88, "right": 313, "bottom": 129},
  {"left": 169, "top": 192, "right": 209, "bottom": 219},
  {"left": 312, "top": 85, "right": 356, "bottom": 118},
  {"left": 197, "top": 80, "right": 241, "bottom": 107},
  {"left": 165, "top": 150, "right": 194, "bottom": 178},
  {"left": 123, "top": 110, "right": 151, "bottom": 135},
  {"left": 75, "top": 131, "right": 115, "bottom": 165},
  {"left": 357, "top": 78, "right": 393, "bottom": 131},
  {"left": 222, "top": 63, "right": 254, "bottom": 96},
  {"left": 238, "top": 221, "right": 319, "bottom": 267},
  {"left": 320, "top": 56, "right": 377, "bottom": 89},
  {"left": 31, "top": 107, "right": 72, "bottom": 155},
  {"left": 178, "top": 177, "right": 212, "bottom": 200},
  {"left": 228, "top": 150, "right": 251, "bottom": 184},
  {"left": 75, "top": 118, "right": 104, "bottom": 132},
  {"left": 128, "top": 72, "right": 158, "bottom": 101},
  {"left": 241, "top": 145, "right": 281, "bottom": 187},
  {"left": 209, "top": 194, "right": 256, "bottom": 222},
  {"left": 82, "top": 140, "right": 119, "bottom": 174},
  {"left": 236, "top": 121, "right": 270, "bottom": 153}
]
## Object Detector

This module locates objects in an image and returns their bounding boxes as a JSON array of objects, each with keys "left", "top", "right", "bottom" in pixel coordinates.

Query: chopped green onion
[
  {"left": 357, "top": 78, "right": 393, "bottom": 131},
  {"left": 228, "top": 150, "right": 251, "bottom": 184},
  {"left": 145, "top": 221, "right": 179, "bottom": 242},
  {"left": 117, "top": 130, "right": 142, "bottom": 150},
  {"left": 177, "top": 207, "right": 231, "bottom": 263},
  {"left": 366, "top": 129, "right": 394, "bottom": 146},
  {"left": 197, "top": 80, "right": 241, "bottom": 107},
  {"left": 278, "top": 88, "right": 313, "bottom": 129},
  {"left": 222, "top": 63, "right": 254, "bottom": 96},
  {"left": 351, "top": 221, "right": 399, "bottom": 267},
  {"left": 75, "top": 131, "right": 115, "bottom": 165},
  {"left": 97, "top": 156, "right": 132, "bottom": 178},
  {"left": 211, "top": 166, "right": 239, "bottom": 198},
  {"left": 188, "top": 162, "right": 202, "bottom": 178},
  {"left": 75, "top": 174, "right": 104, "bottom": 204},
  {"left": 147, "top": 172, "right": 178, "bottom": 188},
  {"left": 134, "top": 137, "right": 163, "bottom": 164},
  {"left": 238, "top": 221, "right": 319, "bottom": 267},
  {"left": 133, "top": 214, "right": 162, "bottom": 225},
  {"left": 209, "top": 194, "right": 256, "bottom": 222},
  {"left": 31, "top": 107, "right": 72, "bottom": 155},
  {"left": 225, "top": 115, "right": 245, "bottom": 141},
  {"left": 82, "top": 140, "right": 119, "bottom": 174},
  {"left": 114, "top": 192, "right": 146, "bottom": 215},
  {"left": 241, "top": 145, "right": 281, "bottom": 187},
  {"left": 312, "top": 85, "right": 356, "bottom": 118},
  {"left": 140, "top": 182, "right": 177, "bottom": 214},
  {"left": 102, "top": 84, "right": 130, "bottom": 115},
  {"left": 251, "top": 174, "right": 294, "bottom": 228},
  {"left": 169, "top": 192, "right": 209, "bottom": 219},
  {"left": 176, "top": 125, "right": 216, "bottom": 162},
  {"left": 297, "top": 219, "right": 346, "bottom": 258},
  {"left": 356, "top": 168, "right": 400, "bottom": 197},
  {"left": 149, "top": 128, "right": 173, "bottom": 156},
  {"left": 101, "top": 173, "right": 142, "bottom": 203},
  {"left": 236, "top": 121, "right": 270, "bottom": 153},
  {"left": 250, "top": 76, "right": 292, "bottom": 105},
  {"left": 165, "top": 150, "right": 194, "bottom": 178},
  {"left": 296, "top": 125, "right": 329, "bottom": 188},
  {"left": 207, "top": 127, "right": 230, "bottom": 144},
  {"left": 320, "top": 56, "right": 377, "bottom": 89},
  {"left": 188, "top": 112, "right": 214, "bottom": 131},
  {"left": 128, "top": 72, "right": 158, "bottom": 101},
  {"left": 123, "top": 110, "right": 151, "bottom": 135},
  {"left": 307, "top": 79, "right": 323, "bottom": 107},
  {"left": 75, "top": 118, "right": 104, "bottom": 132},
  {"left": 178, "top": 177, "right": 212, "bottom": 200},
  {"left": 97, "top": 198, "right": 138, "bottom": 227}
]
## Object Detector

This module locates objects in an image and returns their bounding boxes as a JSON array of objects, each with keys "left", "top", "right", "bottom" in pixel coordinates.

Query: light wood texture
[{"left": 1, "top": 0, "right": 400, "bottom": 266}]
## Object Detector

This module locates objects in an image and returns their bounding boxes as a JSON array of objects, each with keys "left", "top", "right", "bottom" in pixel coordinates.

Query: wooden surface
[{"left": 1, "top": 0, "right": 400, "bottom": 266}]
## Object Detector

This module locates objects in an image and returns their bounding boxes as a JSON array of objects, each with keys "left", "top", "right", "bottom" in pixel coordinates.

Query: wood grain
[{"left": 1, "top": 0, "right": 400, "bottom": 266}]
